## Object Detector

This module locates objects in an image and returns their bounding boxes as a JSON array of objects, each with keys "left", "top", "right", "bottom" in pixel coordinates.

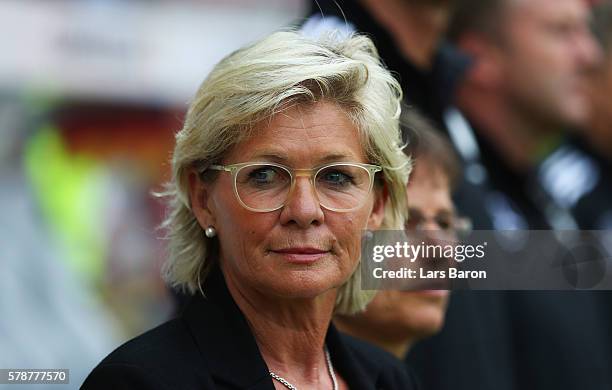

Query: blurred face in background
[
  {"left": 497, "top": 0, "right": 601, "bottom": 128},
  {"left": 335, "top": 160, "right": 453, "bottom": 357}
]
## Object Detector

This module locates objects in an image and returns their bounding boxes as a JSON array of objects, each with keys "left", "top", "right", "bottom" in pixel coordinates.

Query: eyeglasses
[
  {"left": 405, "top": 209, "right": 472, "bottom": 236},
  {"left": 203, "top": 161, "right": 382, "bottom": 213}
]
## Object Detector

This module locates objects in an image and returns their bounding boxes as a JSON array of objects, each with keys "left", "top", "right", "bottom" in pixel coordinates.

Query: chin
[
  {"left": 264, "top": 268, "right": 346, "bottom": 300},
  {"left": 397, "top": 313, "right": 446, "bottom": 341},
  {"left": 561, "top": 95, "right": 591, "bottom": 125},
  {"left": 398, "top": 295, "right": 448, "bottom": 336}
]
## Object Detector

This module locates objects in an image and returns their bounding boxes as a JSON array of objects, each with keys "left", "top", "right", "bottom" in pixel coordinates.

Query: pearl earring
[{"left": 204, "top": 226, "right": 217, "bottom": 238}]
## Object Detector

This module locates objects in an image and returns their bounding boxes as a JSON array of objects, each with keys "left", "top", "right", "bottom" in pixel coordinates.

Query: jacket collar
[
  {"left": 182, "top": 265, "right": 383, "bottom": 389},
  {"left": 182, "top": 265, "right": 273, "bottom": 389},
  {"left": 326, "top": 324, "right": 382, "bottom": 390}
]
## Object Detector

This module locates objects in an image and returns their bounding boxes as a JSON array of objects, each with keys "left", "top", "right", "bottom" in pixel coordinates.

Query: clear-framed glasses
[
  {"left": 405, "top": 209, "right": 472, "bottom": 237},
  {"left": 203, "top": 161, "right": 382, "bottom": 213}
]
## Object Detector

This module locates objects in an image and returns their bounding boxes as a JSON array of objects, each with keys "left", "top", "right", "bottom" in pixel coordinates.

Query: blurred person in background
[
  {"left": 448, "top": 0, "right": 612, "bottom": 230},
  {"left": 562, "top": 0, "right": 612, "bottom": 229},
  {"left": 83, "top": 30, "right": 419, "bottom": 389},
  {"left": 334, "top": 110, "right": 466, "bottom": 359},
  {"left": 406, "top": 2, "right": 612, "bottom": 390},
  {"left": 448, "top": 0, "right": 602, "bottom": 229}
]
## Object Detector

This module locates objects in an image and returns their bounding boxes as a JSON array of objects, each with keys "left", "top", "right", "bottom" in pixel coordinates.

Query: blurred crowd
[{"left": 2, "top": 0, "right": 612, "bottom": 389}]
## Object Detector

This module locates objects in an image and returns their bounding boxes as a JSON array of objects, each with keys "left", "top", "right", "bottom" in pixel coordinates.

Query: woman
[{"left": 82, "top": 30, "right": 414, "bottom": 389}]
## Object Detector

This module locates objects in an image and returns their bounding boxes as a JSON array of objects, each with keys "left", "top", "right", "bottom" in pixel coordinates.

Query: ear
[
  {"left": 187, "top": 168, "right": 217, "bottom": 230},
  {"left": 457, "top": 33, "right": 505, "bottom": 89},
  {"left": 367, "top": 184, "right": 388, "bottom": 229}
]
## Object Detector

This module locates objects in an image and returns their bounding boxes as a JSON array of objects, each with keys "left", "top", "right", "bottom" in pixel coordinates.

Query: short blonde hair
[{"left": 162, "top": 30, "right": 410, "bottom": 314}]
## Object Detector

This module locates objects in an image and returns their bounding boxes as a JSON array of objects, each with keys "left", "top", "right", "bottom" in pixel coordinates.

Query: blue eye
[
  {"left": 241, "top": 165, "right": 290, "bottom": 189},
  {"left": 249, "top": 167, "right": 278, "bottom": 184},
  {"left": 319, "top": 169, "right": 353, "bottom": 187},
  {"left": 251, "top": 168, "right": 274, "bottom": 181}
]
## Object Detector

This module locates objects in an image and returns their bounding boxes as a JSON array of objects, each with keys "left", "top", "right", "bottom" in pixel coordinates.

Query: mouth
[{"left": 271, "top": 247, "right": 331, "bottom": 264}]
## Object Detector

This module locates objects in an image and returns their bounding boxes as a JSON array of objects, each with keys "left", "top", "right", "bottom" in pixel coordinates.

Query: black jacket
[{"left": 82, "top": 267, "right": 419, "bottom": 389}]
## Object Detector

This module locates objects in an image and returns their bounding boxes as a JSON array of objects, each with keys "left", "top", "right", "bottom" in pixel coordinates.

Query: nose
[
  {"left": 420, "top": 222, "right": 451, "bottom": 248},
  {"left": 279, "top": 176, "right": 325, "bottom": 228},
  {"left": 575, "top": 26, "right": 603, "bottom": 69}
]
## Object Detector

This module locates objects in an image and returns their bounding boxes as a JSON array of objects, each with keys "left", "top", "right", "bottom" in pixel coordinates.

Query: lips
[
  {"left": 274, "top": 247, "right": 328, "bottom": 254},
  {"left": 271, "top": 247, "right": 330, "bottom": 263}
]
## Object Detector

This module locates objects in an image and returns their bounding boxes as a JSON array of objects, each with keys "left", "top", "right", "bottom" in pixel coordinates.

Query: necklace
[{"left": 269, "top": 347, "right": 338, "bottom": 390}]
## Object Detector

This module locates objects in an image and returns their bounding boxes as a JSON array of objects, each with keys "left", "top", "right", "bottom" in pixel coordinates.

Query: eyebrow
[
  {"left": 250, "top": 152, "right": 290, "bottom": 163},
  {"left": 250, "top": 151, "right": 360, "bottom": 165},
  {"left": 318, "top": 153, "right": 358, "bottom": 164}
]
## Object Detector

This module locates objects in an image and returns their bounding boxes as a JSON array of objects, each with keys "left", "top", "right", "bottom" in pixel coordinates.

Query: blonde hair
[{"left": 162, "top": 30, "right": 410, "bottom": 314}]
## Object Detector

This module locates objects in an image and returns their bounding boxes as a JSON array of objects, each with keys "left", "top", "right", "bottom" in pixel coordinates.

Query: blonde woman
[{"left": 83, "top": 30, "right": 416, "bottom": 390}]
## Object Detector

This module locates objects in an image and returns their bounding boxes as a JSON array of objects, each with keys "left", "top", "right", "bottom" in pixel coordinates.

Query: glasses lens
[
  {"left": 235, "top": 164, "right": 291, "bottom": 210},
  {"left": 315, "top": 164, "right": 371, "bottom": 211}
]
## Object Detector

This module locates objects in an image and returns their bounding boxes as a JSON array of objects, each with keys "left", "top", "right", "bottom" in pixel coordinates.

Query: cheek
[
  {"left": 214, "top": 196, "right": 276, "bottom": 266},
  {"left": 512, "top": 45, "right": 556, "bottom": 81},
  {"left": 333, "top": 210, "right": 371, "bottom": 261}
]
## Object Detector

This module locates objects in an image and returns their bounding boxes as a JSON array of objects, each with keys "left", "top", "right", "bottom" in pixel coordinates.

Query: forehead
[
  {"left": 507, "top": 0, "right": 589, "bottom": 25},
  {"left": 224, "top": 101, "right": 368, "bottom": 165},
  {"left": 407, "top": 163, "right": 453, "bottom": 212}
]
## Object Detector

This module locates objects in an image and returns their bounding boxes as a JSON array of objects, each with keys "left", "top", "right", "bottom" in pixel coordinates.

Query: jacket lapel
[
  {"left": 326, "top": 324, "right": 382, "bottom": 390},
  {"left": 182, "top": 266, "right": 275, "bottom": 389}
]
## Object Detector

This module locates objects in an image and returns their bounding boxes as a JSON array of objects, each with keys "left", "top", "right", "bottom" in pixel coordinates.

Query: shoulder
[
  {"left": 81, "top": 318, "right": 213, "bottom": 389},
  {"left": 340, "top": 333, "right": 422, "bottom": 389}
]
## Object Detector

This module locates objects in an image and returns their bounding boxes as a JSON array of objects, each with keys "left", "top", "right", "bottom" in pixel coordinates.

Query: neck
[
  {"left": 586, "top": 115, "right": 612, "bottom": 161},
  {"left": 360, "top": 0, "right": 451, "bottom": 69},
  {"left": 457, "top": 84, "right": 561, "bottom": 173},
  {"left": 222, "top": 264, "right": 337, "bottom": 386},
  {"left": 585, "top": 68, "right": 612, "bottom": 161},
  {"left": 334, "top": 316, "right": 412, "bottom": 359}
]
